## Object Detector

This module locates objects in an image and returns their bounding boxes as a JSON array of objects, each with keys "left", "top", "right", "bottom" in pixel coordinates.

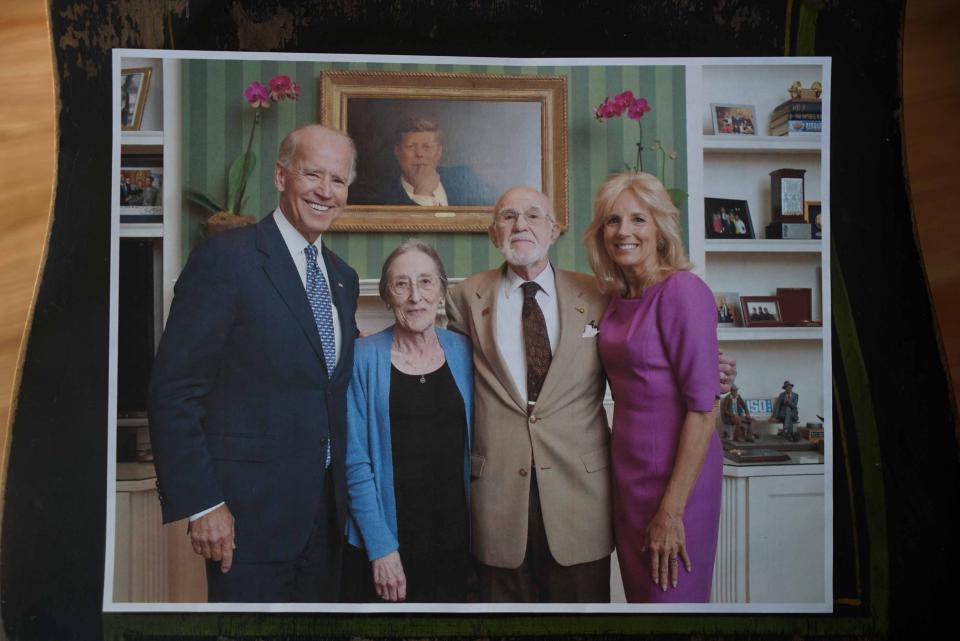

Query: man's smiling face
[{"left": 274, "top": 127, "right": 354, "bottom": 243}]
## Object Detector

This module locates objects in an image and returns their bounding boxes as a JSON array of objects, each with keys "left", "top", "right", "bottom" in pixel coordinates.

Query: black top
[{"left": 389, "top": 361, "right": 469, "bottom": 601}]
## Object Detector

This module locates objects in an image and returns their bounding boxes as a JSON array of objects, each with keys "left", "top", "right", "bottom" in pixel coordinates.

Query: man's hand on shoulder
[
  {"left": 188, "top": 503, "right": 236, "bottom": 573},
  {"left": 718, "top": 351, "right": 737, "bottom": 394}
]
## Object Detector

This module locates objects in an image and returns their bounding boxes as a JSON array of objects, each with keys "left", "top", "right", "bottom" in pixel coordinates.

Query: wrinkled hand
[
  {"left": 188, "top": 504, "right": 236, "bottom": 573},
  {"left": 371, "top": 550, "right": 407, "bottom": 602},
  {"left": 718, "top": 351, "right": 737, "bottom": 394},
  {"left": 642, "top": 509, "right": 691, "bottom": 591}
]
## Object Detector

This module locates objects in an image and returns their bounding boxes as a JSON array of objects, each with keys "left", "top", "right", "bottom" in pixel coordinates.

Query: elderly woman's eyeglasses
[{"left": 388, "top": 275, "right": 439, "bottom": 297}]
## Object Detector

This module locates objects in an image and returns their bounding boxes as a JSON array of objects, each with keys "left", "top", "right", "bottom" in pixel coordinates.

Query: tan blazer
[{"left": 446, "top": 265, "right": 613, "bottom": 569}]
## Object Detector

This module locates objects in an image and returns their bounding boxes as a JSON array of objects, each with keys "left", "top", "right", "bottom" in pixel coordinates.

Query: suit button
[
  {"left": 529, "top": 414, "right": 538, "bottom": 424},
  {"left": 519, "top": 468, "right": 528, "bottom": 476}
]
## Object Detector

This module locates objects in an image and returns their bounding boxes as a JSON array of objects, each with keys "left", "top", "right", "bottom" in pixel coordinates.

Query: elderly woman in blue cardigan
[{"left": 344, "top": 239, "right": 473, "bottom": 603}]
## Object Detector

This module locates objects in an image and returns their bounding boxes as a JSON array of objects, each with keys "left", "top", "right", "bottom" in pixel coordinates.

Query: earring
[{"left": 657, "top": 239, "right": 665, "bottom": 251}]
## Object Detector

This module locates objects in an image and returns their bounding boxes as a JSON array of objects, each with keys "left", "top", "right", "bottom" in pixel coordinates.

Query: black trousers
[{"left": 205, "top": 469, "right": 342, "bottom": 603}]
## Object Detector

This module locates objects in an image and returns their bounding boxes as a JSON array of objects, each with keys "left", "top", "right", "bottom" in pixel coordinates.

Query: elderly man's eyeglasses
[
  {"left": 494, "top": 207, "right": 554, "bottom": 227},
  {"left": 388, "top": 275, "right": 439, "bottom": 297}
]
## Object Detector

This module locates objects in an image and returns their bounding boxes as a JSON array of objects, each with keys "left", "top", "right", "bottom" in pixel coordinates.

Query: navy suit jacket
[
  {"left": 148, "top": 214, "right": 359, "bottom": 563},
  {"left": 349, "top": 165, "right": 495, "bottom": 206}
]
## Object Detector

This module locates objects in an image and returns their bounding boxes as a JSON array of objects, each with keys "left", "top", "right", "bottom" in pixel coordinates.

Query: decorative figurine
[
  {"left": 770, "top": 380, "right": 800, "bottom": 442},
  {"left": 788, "top": 80, "right": 823, "bottom": 101},
  {"left": 721, "top": 385, "right": 755, "bottom": 442}
]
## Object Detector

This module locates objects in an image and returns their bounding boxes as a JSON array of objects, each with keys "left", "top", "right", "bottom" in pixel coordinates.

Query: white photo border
[{"left": 107, "top": 49, "right": 832, "bottom": 615}]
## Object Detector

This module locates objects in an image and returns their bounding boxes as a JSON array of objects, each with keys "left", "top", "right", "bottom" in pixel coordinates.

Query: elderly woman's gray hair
[{"left": 378, "top": 239, "right": 449, "bottom": 302}]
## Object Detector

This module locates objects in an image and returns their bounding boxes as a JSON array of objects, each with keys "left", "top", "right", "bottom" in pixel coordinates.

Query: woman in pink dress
[{"left": 585, "top": 172, "right": 722, "bottom": 602}]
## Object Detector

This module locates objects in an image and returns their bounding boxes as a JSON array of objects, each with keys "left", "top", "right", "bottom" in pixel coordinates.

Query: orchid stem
[
  {"left": 636, "top": 121, "right": 644, "bottom": 173},
  {"left": 233, "top": 109, "right": 260, "bottom": 214}
]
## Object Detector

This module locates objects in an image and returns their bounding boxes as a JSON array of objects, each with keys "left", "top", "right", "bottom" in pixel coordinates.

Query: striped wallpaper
[{"left": 182, "top": 60, "right": 687, "bottom": 279}]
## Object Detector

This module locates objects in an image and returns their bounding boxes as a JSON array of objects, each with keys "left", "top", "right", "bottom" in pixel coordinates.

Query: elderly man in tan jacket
[
  {"left": 446, "top": 187, "right": 614, "bottom": 602},
  {"left": 447, "top": 186, "right": 734, "bottom": 603}
]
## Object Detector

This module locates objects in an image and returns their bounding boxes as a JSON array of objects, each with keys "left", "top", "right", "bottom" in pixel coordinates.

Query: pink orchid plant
[
  {"left": 189, "top": 74, "right": 301, "bottom": 220},
  {"left": 594, "top": 90, "right": 685, "bottom": 205}
]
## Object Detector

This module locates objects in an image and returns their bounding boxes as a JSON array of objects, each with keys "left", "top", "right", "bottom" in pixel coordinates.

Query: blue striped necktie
[{"left": 304, "top": 243, "right": 335, "bottom": 468}]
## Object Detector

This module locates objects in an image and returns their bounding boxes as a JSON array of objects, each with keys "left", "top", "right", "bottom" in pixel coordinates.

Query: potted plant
[
  {"left": 188, "top": 75, "right": 301, "bottom": 234},
  {"left": 594, "top": 90, "right": 687, "bottom": 206}
]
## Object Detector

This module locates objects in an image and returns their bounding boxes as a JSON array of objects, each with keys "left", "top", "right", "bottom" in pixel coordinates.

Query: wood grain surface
[
  {"left": 0, "top": 1, "right": 957, "bottom": 506},
  {"left": 903, "top": 0, "right": 960, "bottom": 434},
  {"left": 0, "top": 0, "right": 56, "bottom": 505}
]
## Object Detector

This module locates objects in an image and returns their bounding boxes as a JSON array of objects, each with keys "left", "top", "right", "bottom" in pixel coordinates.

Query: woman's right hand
[{"left": 371, "top": 550, "right": 407, "bottom": 602}]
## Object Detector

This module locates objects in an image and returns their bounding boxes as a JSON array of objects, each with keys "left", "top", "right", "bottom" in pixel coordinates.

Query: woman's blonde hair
[{"left": 583, "top": 171, "right": 691, "bottom": 296}]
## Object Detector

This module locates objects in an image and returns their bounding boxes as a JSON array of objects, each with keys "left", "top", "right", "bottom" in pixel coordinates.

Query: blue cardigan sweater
[{"left": 345, "top": 325, "right": 474, "bottom": 560}]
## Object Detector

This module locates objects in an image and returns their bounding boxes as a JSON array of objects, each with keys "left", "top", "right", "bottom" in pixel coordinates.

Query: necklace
[{"left": 391, "top": 333, "right": 442, "bottom": 383}]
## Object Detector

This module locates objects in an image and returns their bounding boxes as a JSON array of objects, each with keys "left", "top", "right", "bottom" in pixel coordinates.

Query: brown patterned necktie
[{"left": 521, "top": 281, "right": 552, "bottom": 409}]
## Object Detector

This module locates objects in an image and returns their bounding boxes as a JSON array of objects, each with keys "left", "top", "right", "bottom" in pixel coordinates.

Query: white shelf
[
  {"left": 121, "top": 130, "right": 163, "bottom": 146},
  {"left": 702, "top": 135, "right": 821, "bottom": 154},
  {"left": 119, "top": 222, "right": 163, "bottom": 237},
  {"left": 718, "top": 327, "right": 823, "bottom": 342},
  {"left": 705, "top": 239, "right": 822, "bottom": 253}
]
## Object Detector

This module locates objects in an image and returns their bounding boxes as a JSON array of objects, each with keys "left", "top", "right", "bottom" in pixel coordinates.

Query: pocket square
[{"left": 582, "top": 321, "right": 599, "bottom": 338}]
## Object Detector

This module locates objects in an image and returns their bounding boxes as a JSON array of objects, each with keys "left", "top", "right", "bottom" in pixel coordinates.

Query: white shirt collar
[
  {"left": 400, "top": 176, "right": 449, "bottom": 207},
  {"left": 273, "top": 207, "right": 322, "bottom": 258},
  {"left": 503, "top": 262, "right": 556, "bottom": 300}
]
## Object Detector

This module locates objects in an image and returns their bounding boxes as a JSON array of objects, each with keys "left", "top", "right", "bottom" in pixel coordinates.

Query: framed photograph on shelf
[
  {"left": 770, "top": 168, "right": 806, "bottom": 221},
  {"left": 710, "top": 103, "right": 757, "bottom": 135},
  {"left": 120, "top": 67, "right": 152, "bottom": 131},
  {"left": 805, "top": 200, "right": 823, "bottom": 239},
  {"left": 119, "top": 158, "right": 162, "bottom": 222},
  {"left": 740, "top": 295, "right": 784, "bottom": 327},
  {"left": 705, "top": 197, "right": 754, "bottom": 239},
  {"left": 319, "top": 70, "right": 568, "bottom": 232},
  {"left": 714, "top": 291, "right": 741, "bottom": 327}
]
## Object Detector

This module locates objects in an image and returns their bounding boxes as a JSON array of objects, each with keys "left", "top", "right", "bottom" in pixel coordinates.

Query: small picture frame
[
  {"left": 740, "top": 296, "right": 784, "bottom": 327},
  {"left": 120, "top": 67, "right": 152, "bottom": 131},
  {"left": 715, "top": 291, "right": 741, "bottom": 327},
  {"left": 120, "top": 159, "right": 163, "bottom": 222},
  {"left": 711, "top": 103, "right": 757, "bottom": 135},
  {"left": 705, "top": 197, "right": 755, "bottom": 239},
  {"left": 805, "top": 200, "right": 823, "bottom": 239},
  {"left": 770, "top": 168, "right": 806, "bottom": 221}
]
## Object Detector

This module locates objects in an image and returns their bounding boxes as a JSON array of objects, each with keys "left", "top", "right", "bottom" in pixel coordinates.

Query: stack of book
[{"left": 769, "top": 98, "right": 822, "bottom": 136}]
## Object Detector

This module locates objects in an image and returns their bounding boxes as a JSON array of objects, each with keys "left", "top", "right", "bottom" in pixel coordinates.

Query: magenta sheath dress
[{"left": 598, "top": 271, "right": 722, "bottom": 603}]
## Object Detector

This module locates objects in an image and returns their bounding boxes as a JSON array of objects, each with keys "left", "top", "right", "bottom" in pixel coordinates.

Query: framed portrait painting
[{"left": 320, "top": 70, "right": 568, "bottom": 232}]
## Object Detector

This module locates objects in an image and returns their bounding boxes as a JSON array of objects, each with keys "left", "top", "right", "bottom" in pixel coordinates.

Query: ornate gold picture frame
[{"left": 320, "top": 70, "right": 568, "bottom": 232}]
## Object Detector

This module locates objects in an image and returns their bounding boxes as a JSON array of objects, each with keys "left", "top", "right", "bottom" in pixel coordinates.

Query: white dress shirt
[
  {"left": 272, "top": 208, "right": 342, "bottom": 365},
  {"left": 495, "top": 263, "right": 560, "bottom": 404},
  {"left": 188, "top": 209, "right": 342, "bottom": 522},
  {"left": 400, "top": 176, "right": 449, "bottom": 207}
]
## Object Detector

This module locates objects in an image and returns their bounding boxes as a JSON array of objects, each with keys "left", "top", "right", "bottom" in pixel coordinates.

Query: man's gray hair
[{"left": 277, "top": 124, "right": 358, "bottom": 185}]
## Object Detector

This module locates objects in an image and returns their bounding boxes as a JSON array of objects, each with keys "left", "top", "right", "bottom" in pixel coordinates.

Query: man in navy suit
[{"left": 148, "top": 124, "right": 359, "bottom": 602}]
